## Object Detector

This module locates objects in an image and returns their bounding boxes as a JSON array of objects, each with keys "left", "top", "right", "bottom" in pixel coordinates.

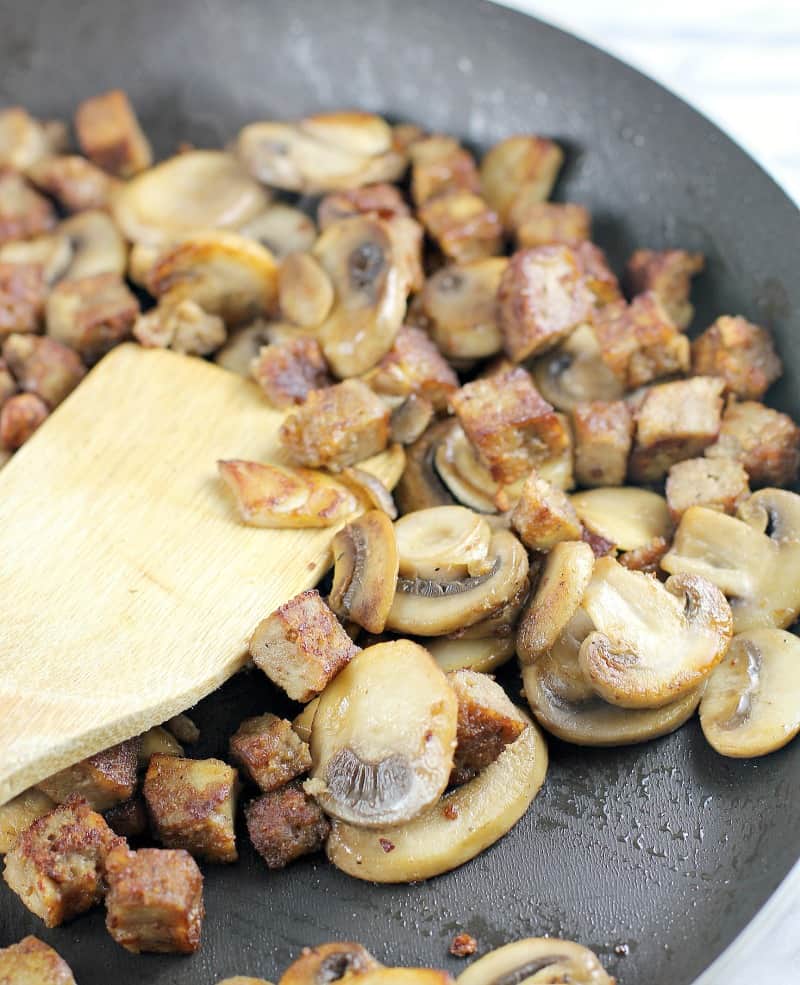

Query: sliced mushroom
[
  {"left": 138, "top": 725, "right": 184, "bottom": 766},
  {"left": 279, "top": 941, "right": 380, "bottom": 985},
  {"left": 426, "top": 636, "right": 516, "bottom": 673},
  {"left": 578, "top": 556, "right": 732, "bottom": 708},
  {"left": 58, "top": 209, "right": 127, "bottom": 281},
  {"left": 0, "top": 788, "right": 55, "bottom": 854},
  {"left": 218, "top": 460, "right": 360, "bottom": 528},
  {"left": 309, "top": 640, "right": 458, "bottom": 827},
  {"left": 329, "top": 510, "right": 399, "bottom": 634},
  {"left": 394, "top": 506, "right": 493, "bottom": 581},
  {"left": 533, "top": 323, "right": 624, "bottom": 412},
  {"left": 517, "top": 540, "right": 595, "bottom": 665},
  {"left": 435, "top": 423, "right": 500, "bottom": 513},
  {"left": 0, "top": 232, "right": 72, "bottom": 284},
  {"left": 338, "top": 466, "right": 398, "bottom": 518},
  {"left": 455, "top": 937, "right": 614, "bottom": 985},
  {"left": 390, "top": 393, "right": 434, "bottom": 446},
  {"left": 0, "top": 107, "right": 52, "bottom": 171},
  {"left": 238, "top": 204, "right": 317, "bottom": 258},
  {"left": 450, "top": 572, "right": 530, "bottom": 639},
  {"left": 421, "top": 259, "right": 507, "bottom": 361},
  {"left": 570, "top": 487, "right": 672, "bottom": 552},
  {"left": 278, "top": 251, "right": 334, "bottom": 328},
  {"left": 112, "top": 150, "right": 269, "bottom": 245},
  {"left": 661, "top": 489, "right": 800, "bottom": 631},
  {"left": 326, "top": 710, "right": 546, "bottom": 882},
  {"left": 313, "top": 216, "right": 407, "bottom": 377},
  {"left": 395, "top": 420, "right": 458, "bottom": 514},
  {"left": 292, "top": 698, "right": 320, "bottom": 744},
  {"left": 213, "top": 319, "right": 283, "bottom": 376},
  {"left": 147, "top": 231, "right": 278, "bottom": 324},
  {"left": 699, "top": 628, "right": 800, "bottom": 758},
  {"left": 386, "top": 529, "right": 529, "bottom": 636}
]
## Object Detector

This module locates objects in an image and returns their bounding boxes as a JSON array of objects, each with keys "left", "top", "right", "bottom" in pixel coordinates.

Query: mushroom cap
[
  {"left": 570, "top": 487, "right": 672, "bottom": 552},
  {"left": 532, "top": 323, "right": 624, "bottom": 412},
  {"left": 329, "top": 510, "right": 399, "bottom": 634},
  {"left": 455, "top": 937, "right": 614, "bottom": 985},
  {"left": 700, "top": 628, "right": 800, "bottom": 757},
  {"left": 426, "top": 636, "right": 517, "bottom": 673},
  {"left": 278, "top": 942, "right": 380, "bottom": 985},
  {"left": 59, "top": 210, "right": 128, "bottom": 280},
  {"left": 394, "top": 506, "right": 492, "bottom": 580}
]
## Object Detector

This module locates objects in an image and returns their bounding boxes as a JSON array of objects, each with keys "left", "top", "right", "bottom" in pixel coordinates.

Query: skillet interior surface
[{"left": 1, "top": 1, "right": 799, "bottom": 983}]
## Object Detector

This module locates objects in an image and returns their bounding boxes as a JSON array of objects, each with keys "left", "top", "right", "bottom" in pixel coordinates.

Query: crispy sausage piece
[
  {"left": 514, "top": 202, "right": 591, "bottom": 249},
  {"left": 36, "top": 738, "right": 139, "bottom": 811},
  {"left": 0, "top": 262, "right": 47, "bottom": 338},
  {"left": 75, "top": 89, "right": 153, "bottom": 178},
  {"left": 245, "top": 785, "right": 329, "bottom": 869},
  {"left": 2, "top": 333, "right": 86, "bottom": 408},
  {"left": 229, "top": 714, "right": 312, "bottom": 792},
  {"left": 251, "top": 337, "right": 331, "bottom": 409},
  {"left": 572, "top": 400, "right": 633, "bottom": 487},
  {"left": 0, "top": 936, "right": 77, "bottom": 984},
  {"left": 665, "top": 457, "right": 750, "bottom": 521},
  {"left": 511, "top": 471, "right": 582, "bottom": 551},
  {"left": 364, "top": 325, "right": 458, "bottom": 412},
  {"left": 0, "top": 392, "right": 48, "bottom": 450},
  {"left": 691, "top": 315, "right": 782, "bottom": 400},
  {"left": 625, "top": 248, "right": 704, "bottom": 329},
  {"left": 0, "top": 172, "right": 56, "bottom": 245},
  {"left": 704, "top": 398, "right": 800, "bottom": 487},
  {"left": 46, "top": 273, "right": 140, "bottom": 363}
]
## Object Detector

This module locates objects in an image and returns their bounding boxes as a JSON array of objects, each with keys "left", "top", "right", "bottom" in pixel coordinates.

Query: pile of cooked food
[{"left": 1, "top": 90, "right": 800, "bottom": 976}]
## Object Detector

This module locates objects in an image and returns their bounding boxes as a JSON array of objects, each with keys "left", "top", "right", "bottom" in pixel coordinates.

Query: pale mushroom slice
[
  {"left": 522, "top": 611, "right": 703, "bottom": 746},
  {"left": 394, "top": 506, "right": 492, "bottom": 580},
  {"left": 578, "top": 557, "right": 733, "bottom": 709},
  {"left": 309, "top": 640, "right": 458, "bottom": 827},
  {"left": 326, "top": 710, "right": 547, "bottom": 882},
  {"left": 313, "top": 215, "right": 407, "bottom": 377},
  {"left": 386, "top": 529, "right": 529, "bottom": 636},
  {"left": 292, "top": 698, "right": 320, "bottom": 744},
  {"left": 213, "top": 319, "right": 288, "bottom": 376},
  {"left": 218, "top": 460, "right": 360, "bottom": 528},
  {"left": 395, "top": 420, "right": 459, "bottom": 513},
  {"left": 58, "top": 209, "right": 128, "bottom": 280},
  {"left": 455, "top": 937, "right": 614, "bottom": 985},
  {"left": 517, "top": 540, "right": 596, "bottom": 666},
  {"left": 661, "top": 489, "right": 800, "bottom": 631},
  {"left": 339, "top": 466, "right": 398, "bottom": 518},
  {"left": 570, "top": 487, "right": 672, "bottom": 552},
  {"left": 329, "top": 510, "right": 399, "bottom": 634},
  {"left": 238, "top": 204, "right": 317, "bottom": 258},
  {"left": 533, "top": 323, "right": 624, "bottom": 413},
  {"left": 147, "top": 230, "right": 278, "bottom": 324},
  {"left": 278, "top": 251, "right": 334, "bottom": 328},
  {"left": 700, "top": 628, "right": 800, "bottom": 757},
  {"left": 426, "top": 636, "right": 516, "bottom": 673},
  {"left": 278, "top": 941, "right": 380, "bottom": 985},
  {"left": 112, "top": 150, "right": 269, "bottom": 245}
]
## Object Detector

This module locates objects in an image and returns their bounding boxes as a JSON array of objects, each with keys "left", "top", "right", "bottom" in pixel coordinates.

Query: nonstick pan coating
[{"left": 1, "top": 2, "right": 799, "bottom": 983}]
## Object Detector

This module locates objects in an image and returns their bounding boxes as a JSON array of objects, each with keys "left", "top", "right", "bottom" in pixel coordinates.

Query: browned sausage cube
[
  {"left": 229, "top": 714, "right": 312, "bottom": 792},
  {"left": 691, "top": 315, "right": 782, "bottom": 399},
  {"left": 104, "top": 796, "right": 149, "bottom": 840},
  {"left": 572, "top": 241, "right": 621, "bottom": 306},
  {"left": 133, "top": 299, "right": 226, "bottom": 356},
  {"left": 450, "top": 366, "right": 570, "bottom": 484},
  {"left": 245, "top": 785, "right": 329, "bottom": 869},
  {"left": 105, "top": 845, "right": 203, "bottom": 954},
  {"left": 143, "top": 755, "right": 239, "bottom": 863},
  {"left": 511, "top": 471, "right": 582, "bottom": 550},
  {"left": 629, "top": 377, "right": 725, "bottom": 482},
  {"left": 572, "top": 400, "right": 633, "bottom": 488},
  {"left": 35, "top": 738, "right": 139, "bottom": 811},
  {"left": 448, "top": 671, "right": 526, "bottom": 786},
  {"left": 480, "top": 135, "right": 564, "bottom": 226},
  {"left": 513, "top": 202, "right": 591, "bottom": 249},
  {"left": 2, "top": 796, "right": 123, "bottom": 927},
  {"left": 0, "top": 356, "right": 16, "bottom": 404},
  {"left": 2, "top": 333, "right": 86, "bottom": 408},
  {"left": 498, "top": 245, "right": 595, "bottom": 361},
  {"left": 27, "top": 154, "right": 117, "bottom": 213},
  {"left": 625, "top": 248, "right": 704, "bottom": 329},
  {"left": 318, "top": 183, "right": 410, "bottom": 230},
  {"left": 0, "top": 936, "right": 77, "bottom": 984},
  {"left": 0, "top": 392, "right": 48, "bottom": 450},
  {"left": 418, "top": 190, "right": 503, "bottom": 264},
  {"left": 249, "top": 589, "right": 359, "bottom": 702},
  {"left": 46, "top": 273, "right": 140, "bottom": 363},
  {"left": 279, "top": 379, "right": 390, "bottom": 470},
  {"left": 363, "top": 325, "right": 458, "bottom": 412},
  {"left": 705, "top": 399, "right": 800, "bottom": 487},
  {"left": 618, "top": 536, "right": 670, "bottom": 575},
  {"left": 409, "top": 136, "right": 480, "bottom": 207},
  {"left": 251, "top": 336, "right": 331, "bottom": 408},
  {"left": 0, "top": 789, "right": 55, "bottom": 854},
  {"left": 665, "top": 457, "right": 750, "bottom": 521},
  {"left": 0, "top": 262, "right": 47, "bottom": 337},
  {"left": 0, "top": 172, "right": 56, "bottom": 245},
  {"left": 75, "top": 89, "right": 153, "bottom": 178}
]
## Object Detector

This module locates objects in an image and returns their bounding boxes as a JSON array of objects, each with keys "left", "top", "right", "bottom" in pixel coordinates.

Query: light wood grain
[{"left": 0, "top": 344, "right": 403, "bottom": 806}]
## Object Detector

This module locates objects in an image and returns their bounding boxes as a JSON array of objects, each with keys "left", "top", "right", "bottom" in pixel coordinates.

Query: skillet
[{"left": 1, "top": 1, "right": 799, "bottom": 982}]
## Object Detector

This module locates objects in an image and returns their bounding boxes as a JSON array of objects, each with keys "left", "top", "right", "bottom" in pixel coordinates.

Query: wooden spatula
[{"left": 0, "top": 344, "right": 403, "bottom": 806}]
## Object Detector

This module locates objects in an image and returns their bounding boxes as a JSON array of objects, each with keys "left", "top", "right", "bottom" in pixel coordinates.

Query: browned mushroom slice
[
  {"left": 427, "top": 636, "right": 516, "bottom": 674},
  {"left": 278, "top": 252, "right": 334, "bottom": 328},
  {"left": 238, "top": 204, "right": 317, "bottom": 258},
  {"left": 455, "top": 937, "right": 614, "bottom": 985},
  {"left": 578, "top": 556, "right": 732, "bottom": 708},
  {"left": 326, "top": 709, "right": 546, "bottom": 882},
  {"left": 395, "top": 420, "right": 459, "bottom": 514},
  {"left": 394, "top": 506, "right": 492, "bottom": 581},
  {"left": 147, "top": 231, "right": 278, "bottom": 324},
  {"left": 309, "top": 640, "right": 458, "bottom": 826},
  {"left": 570, "top": 487, "right": 672, "bottom": 553},
  {"left": 59, "top": 210, "right": 127, "bottom": 281},
  {"left": 329, "top": 510, "right": 398, "bottom": 634},
  {"left": 699, "top": 628, "right": 800, "bottom": 758},
  {"left": 318, "top": 183, "right": 410, "bottom": 230},
  {"left": 532, "top": 323, "right": 624, "bottom": 412},
  {"left": 213, "top": 320, "right": 282, "bottom": 376},
  {"left": 661, "top": 488, "right": 800, "bottom": 632},
  {"left": 338, "top": 466, "right": 398, "bottom": 518},
  {"left": 421, "top": 258, "right": 507, "bottom": 361},
  {"left": 390, "top": 394, "right": 434, "bottom": 446},
  {"left": 218, "top": 460, "right": 360, "bottom": 528},
  {"left": 313, "top": 216, "right": 407, "bottom": 377},
  {"left": 112, "top": 151, "right": 269, "bottom": 245},
  {"left": 133, "top": 299, "right": 226, "bottom": 356},
  {"left": 386, "top": 529, "right": 529, "bottom": 636},
  {"left": 278, "top": 941, "right": 380, "bottom": 985}
]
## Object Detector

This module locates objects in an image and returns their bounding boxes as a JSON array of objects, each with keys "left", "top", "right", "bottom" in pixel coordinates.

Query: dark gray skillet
[{"left": 1, "top": 1, "right": 799, "bottom": 982}]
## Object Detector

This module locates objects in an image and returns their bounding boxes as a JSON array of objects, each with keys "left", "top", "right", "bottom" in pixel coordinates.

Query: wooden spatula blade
[{"left": 0, "top": 344, "right": 402, "bottom": 805}]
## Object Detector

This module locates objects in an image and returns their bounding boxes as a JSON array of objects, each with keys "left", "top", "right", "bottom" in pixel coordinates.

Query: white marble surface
[{"left": 495, "top": 0, "right": 800, "bottom": 203}]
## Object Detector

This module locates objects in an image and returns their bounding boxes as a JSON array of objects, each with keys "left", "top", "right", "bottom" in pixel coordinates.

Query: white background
[{"left": 494, "top": 0, "right": 800, "bottom": 202}]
